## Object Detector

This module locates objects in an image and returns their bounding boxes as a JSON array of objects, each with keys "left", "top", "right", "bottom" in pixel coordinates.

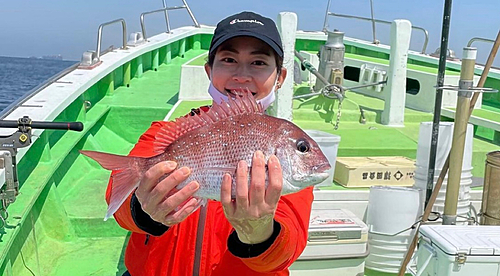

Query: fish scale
[
  {"left": 155, "top": 114, "right": 282, "bottom": 200},
  {"left": 80, "top": 92, "right": 331, "bottom": 220}
]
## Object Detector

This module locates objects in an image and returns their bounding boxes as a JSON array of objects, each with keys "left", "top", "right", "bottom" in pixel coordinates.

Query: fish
[{"left": 80, "top": 92, "right": 331, "bottom": 220}]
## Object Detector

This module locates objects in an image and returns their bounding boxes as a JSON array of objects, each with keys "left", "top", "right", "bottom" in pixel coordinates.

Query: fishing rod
[
  {"left": 425, "top": 0, "right": 453, "bottom": 209},
  {"left": 0, "top": 116, "right": 83, "bottom": 228}
]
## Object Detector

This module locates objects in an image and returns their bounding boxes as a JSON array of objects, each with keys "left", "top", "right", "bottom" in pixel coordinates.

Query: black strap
[
  {"left": 130, "top": 192, "right": 169, "bottom": 236},
  {"left": 227, "top": 220, "right": 282, "bottom": 258}
]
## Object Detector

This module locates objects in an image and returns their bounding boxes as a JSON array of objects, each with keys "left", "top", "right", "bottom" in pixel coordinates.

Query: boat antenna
[
  {"left": 369, "top": 0, "right": 378, "bottom": 44},
  {"left": 425, "top": 0, "right": 453, "bottom": 208},
  {"left": 322, "top": 0, "right": 332, "bottom": 32}
]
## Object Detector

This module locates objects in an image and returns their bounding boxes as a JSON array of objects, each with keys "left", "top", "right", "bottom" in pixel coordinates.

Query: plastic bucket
[
  {"left": 366, "top": 186, "right": 422, "bottom": 273},
  {"left": 415, "top": 122, "right": 473, "bottom": 171},
  {"left": 413, "top": 165, "right": 472, "bottom": 224},
  {"left": 367, "top": 186, "right": 423, "bottom": 235},
  {"left": 305, "top": 130, "right": 341, "bottom": 187}
]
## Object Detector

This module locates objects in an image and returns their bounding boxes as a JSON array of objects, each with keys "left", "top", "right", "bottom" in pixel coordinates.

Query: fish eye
[{"left": 296, "top": 139, "right": 310, "bottom": 153}]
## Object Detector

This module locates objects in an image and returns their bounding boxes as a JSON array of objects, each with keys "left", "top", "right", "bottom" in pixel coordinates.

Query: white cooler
[
  {"left": 290, "top": 209, "right": 368, "bottom": 276},
  {"left": 415, "top": 225, "right": 500, "bottom": 276}
]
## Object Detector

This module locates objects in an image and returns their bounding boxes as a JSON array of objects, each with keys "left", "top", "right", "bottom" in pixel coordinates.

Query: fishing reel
[{"left": 0, "top": 116, "right": 83, "bottom": 228}]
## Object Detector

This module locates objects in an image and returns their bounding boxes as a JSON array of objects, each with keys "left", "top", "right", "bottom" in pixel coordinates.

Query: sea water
[{"left": 0, "top": 56, "right": 76, "bottom": 112}]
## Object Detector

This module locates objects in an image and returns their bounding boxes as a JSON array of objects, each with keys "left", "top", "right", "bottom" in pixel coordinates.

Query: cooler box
[
  {"left": 305, "top": 130, "right": 341, "bottom": 187},
  {"left": 334, "top": 156, "right": 415, "bottom": 187},
  {"left": 415, "top": 225, "right": 500, "bottom": 276},
  {"left": 290, "top": 209, "right": 368, "bottom": 276}
]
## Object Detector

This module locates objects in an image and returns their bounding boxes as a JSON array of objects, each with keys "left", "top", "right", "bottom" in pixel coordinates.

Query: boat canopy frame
[{"left": 322, "top": 0, "right": 429, "bottom": 54}]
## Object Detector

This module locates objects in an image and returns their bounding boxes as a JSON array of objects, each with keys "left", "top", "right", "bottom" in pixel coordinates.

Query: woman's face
[{"left": 205, "top": 36, "right": 286, "bottom": 101}]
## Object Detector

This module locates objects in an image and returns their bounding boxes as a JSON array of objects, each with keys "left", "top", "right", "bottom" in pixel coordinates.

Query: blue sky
[{"left": 1, "top": 0, "right": 499, "bottom": 65}]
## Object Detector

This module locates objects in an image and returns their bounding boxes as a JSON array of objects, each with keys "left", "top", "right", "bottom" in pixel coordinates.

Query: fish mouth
[{"left": 314, "top": 163, "right": 332, "bottom": 173}]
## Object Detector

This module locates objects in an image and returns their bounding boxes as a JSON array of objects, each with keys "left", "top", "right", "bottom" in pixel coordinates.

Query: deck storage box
[
  {"left": 416, "top": 225, "right": 500, "bottom": 276},
  {"left": 290, "top": 209, "right": 368, "bottom": 276},
  {"left": 334, "top": 156, "right": 415, "bottom": 187}
]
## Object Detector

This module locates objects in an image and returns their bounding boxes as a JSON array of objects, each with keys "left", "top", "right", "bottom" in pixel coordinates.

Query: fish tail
[{"left": 80, "top": 150, "right": 144, "bottom": 220}]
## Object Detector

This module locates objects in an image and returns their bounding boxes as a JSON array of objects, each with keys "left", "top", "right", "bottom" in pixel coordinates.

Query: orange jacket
[{"left": 106, "top": 117, "right": 314, "bottom": 276}]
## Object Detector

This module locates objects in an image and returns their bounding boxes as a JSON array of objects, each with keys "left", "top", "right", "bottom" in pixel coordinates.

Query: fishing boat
[{"left": 1, "top": 1, "right": 499, "bottom": 275}]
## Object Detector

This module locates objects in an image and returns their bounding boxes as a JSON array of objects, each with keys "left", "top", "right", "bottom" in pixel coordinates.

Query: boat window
[
  {"left": 344, "top": 66, "right": 360, "bottom": 82},
  {"left": 345, "top": 65, "right": 420, "bottom": 95},
  {"left": 406, "top": 78, "right": 420, "bottom": 95}
]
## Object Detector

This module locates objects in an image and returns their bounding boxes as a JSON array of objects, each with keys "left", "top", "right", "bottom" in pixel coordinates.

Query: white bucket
[
  {"left": 365, "top": 186, "right": 423, "bottom": 273},
  {"left": 414, "top": 165, "right": 472, "bottom": 224},
  {"left": 415, "top": 122, "right": 474, "bottom": 171},
  {"left": 305, "top": 130, "right": 341, "bottom": 187}
]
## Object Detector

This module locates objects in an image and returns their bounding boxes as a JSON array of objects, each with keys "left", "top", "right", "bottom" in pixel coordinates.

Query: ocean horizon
[{"left": 0, "top": 56, "right": 77, "bottom": 113}]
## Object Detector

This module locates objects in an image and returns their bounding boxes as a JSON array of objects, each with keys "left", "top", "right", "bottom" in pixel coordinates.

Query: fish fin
[
  {"left": 105, "top": 169, "right": 142, "bottom": 221},
  {"left": 153, "top": 91, "right": 263, "bottom": 154},
  {"left": 79, "top": 150, "right": 144, "bottom": 220},
  {"left": 80, "top": 150, "right": 136, "bottom": 170}
]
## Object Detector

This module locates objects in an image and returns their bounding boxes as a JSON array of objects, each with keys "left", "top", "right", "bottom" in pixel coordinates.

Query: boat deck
[
  {"left": 8, "top": 49, "right": 204, "bottom": 276},
  {"left": 7, "top": 44, "right": 500, "bottom": 276}
]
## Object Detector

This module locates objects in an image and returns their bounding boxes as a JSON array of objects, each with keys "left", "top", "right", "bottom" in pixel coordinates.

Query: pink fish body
[{"left": 81, "top": 92, "right": 331, "bottom": 220}]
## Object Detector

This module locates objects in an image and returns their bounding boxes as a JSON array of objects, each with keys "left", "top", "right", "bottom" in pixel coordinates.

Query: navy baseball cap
[{"left": 209, "top": 11, "right": 284, "bottom": 58}]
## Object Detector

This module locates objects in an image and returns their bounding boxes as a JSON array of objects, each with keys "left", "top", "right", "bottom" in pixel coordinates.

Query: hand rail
[
  {"left": 467, "top": 37, "right": 495, "bottom": 47},
  {"left": 96, "top": 18, "right": 127, "bottom": 60},
  {"left": 323, "top": 12, "right": 429, "bottom": 54},
  {"left": 141, "top": 0, "right": 200, "bottom": 41}
]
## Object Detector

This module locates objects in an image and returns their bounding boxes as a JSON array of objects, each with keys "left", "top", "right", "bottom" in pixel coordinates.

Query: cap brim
[{"left": 210, "top": 31, "right": 283, "bottom": 58}]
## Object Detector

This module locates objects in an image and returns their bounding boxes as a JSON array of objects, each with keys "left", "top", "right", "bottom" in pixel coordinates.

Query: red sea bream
[{"left": 80, "top": 92, "right": 331, "bottom": 220}]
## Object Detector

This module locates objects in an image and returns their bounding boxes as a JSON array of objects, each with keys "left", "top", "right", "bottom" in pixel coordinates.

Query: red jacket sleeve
[
  {"left": 240, "top": 187, "right": 314, "bottom": 272},
  {"left": 105, "top": 121, "right": 169, "bottom": 233}
]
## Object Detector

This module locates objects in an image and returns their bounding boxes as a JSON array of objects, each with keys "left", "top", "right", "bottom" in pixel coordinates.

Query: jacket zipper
[{"left": 192, "top": 205, "right": 208, "bottom": 276}]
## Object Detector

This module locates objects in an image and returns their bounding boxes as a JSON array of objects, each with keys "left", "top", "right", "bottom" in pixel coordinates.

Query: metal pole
[
  {"left": 443, "top": 47, "right": 476, "bottom": 225},
  {"left": 425, "top": 0, "right": 453, "bottom": 208},
  {"left": 96, "top": 18, "right": 127, "bottom": 59},
  {"left": 181, "top": 0, "right": 200, "bottom": 27},
  {"left": 369, "top": 0, "right": 377, "bottom": 44},
  {"left": 322, "top": 0, "right": 332, "bottom": 32},
  {"left": 162, "top": 0, "right": 172, "bottom": 33}
]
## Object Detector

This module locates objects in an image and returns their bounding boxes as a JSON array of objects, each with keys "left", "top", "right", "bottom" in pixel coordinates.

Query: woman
[{"left": 109, "top": 11, "right": 313, "bottom": 276}]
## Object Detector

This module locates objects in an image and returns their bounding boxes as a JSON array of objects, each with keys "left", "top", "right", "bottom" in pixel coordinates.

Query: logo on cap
[{"left": 229, "top": 19, "right": 264, "bottom": 26}]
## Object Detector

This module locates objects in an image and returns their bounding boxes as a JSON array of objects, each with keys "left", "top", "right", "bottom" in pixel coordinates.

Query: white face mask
[{"left": 207, "top": 79, "right": 279, "bottom": 110}]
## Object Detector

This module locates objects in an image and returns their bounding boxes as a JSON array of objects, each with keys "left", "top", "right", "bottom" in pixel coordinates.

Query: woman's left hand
[{"left": 221, "top": 150, "right": 283, "bottom": 244}]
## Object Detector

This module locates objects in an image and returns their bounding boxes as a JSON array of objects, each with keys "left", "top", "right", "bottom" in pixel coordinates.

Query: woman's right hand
[{"left": 135, "top": 161, "right": 200, "bottom": 226}]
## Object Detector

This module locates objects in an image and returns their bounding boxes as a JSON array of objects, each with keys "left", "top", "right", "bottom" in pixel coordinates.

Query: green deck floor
[
  {"left": 9, "top": 49, "right": 206, "bottom": 276},
  {"left": 7, "top": 45, "right": 500, "bottom": 276}
]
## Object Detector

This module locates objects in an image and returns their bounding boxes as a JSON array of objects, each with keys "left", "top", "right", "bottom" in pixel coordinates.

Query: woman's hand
[
  {"left": 221, "top": 151, "right": 283, "bottom": 244},
  {"left": 135, "top": 161, "right": 200, "bottom": 226}
]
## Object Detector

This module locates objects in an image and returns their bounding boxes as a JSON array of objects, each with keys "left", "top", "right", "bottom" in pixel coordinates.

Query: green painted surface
[
  {"left": 470, "top": 107, "right": 500, "bottom": 122},
  {"left": 302, "top": 49, "right": 460, "bottom": 75},
  {"left": 188, "top": 53, "right": 209, "bottom": 66},
  {"left": 3, "top": 33, "right": 500, "bottom": 276},
  {"left": 4, "top": 39, "right": 206, "bottom": 276},
  {"left": 345, "top": 53, "right": 460, "bottom": 75},
  {"left": 190, "top": 49, "right": 461, "bottom": 76},
  {"left": 483, "top": 77, "right": 500, "bottom": 108},
  {"left": 446, "top": 105, "right": 500, "bottom": 123},
  {"left": 169, "top": 100, "right": 212, "bottom": 119}
]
